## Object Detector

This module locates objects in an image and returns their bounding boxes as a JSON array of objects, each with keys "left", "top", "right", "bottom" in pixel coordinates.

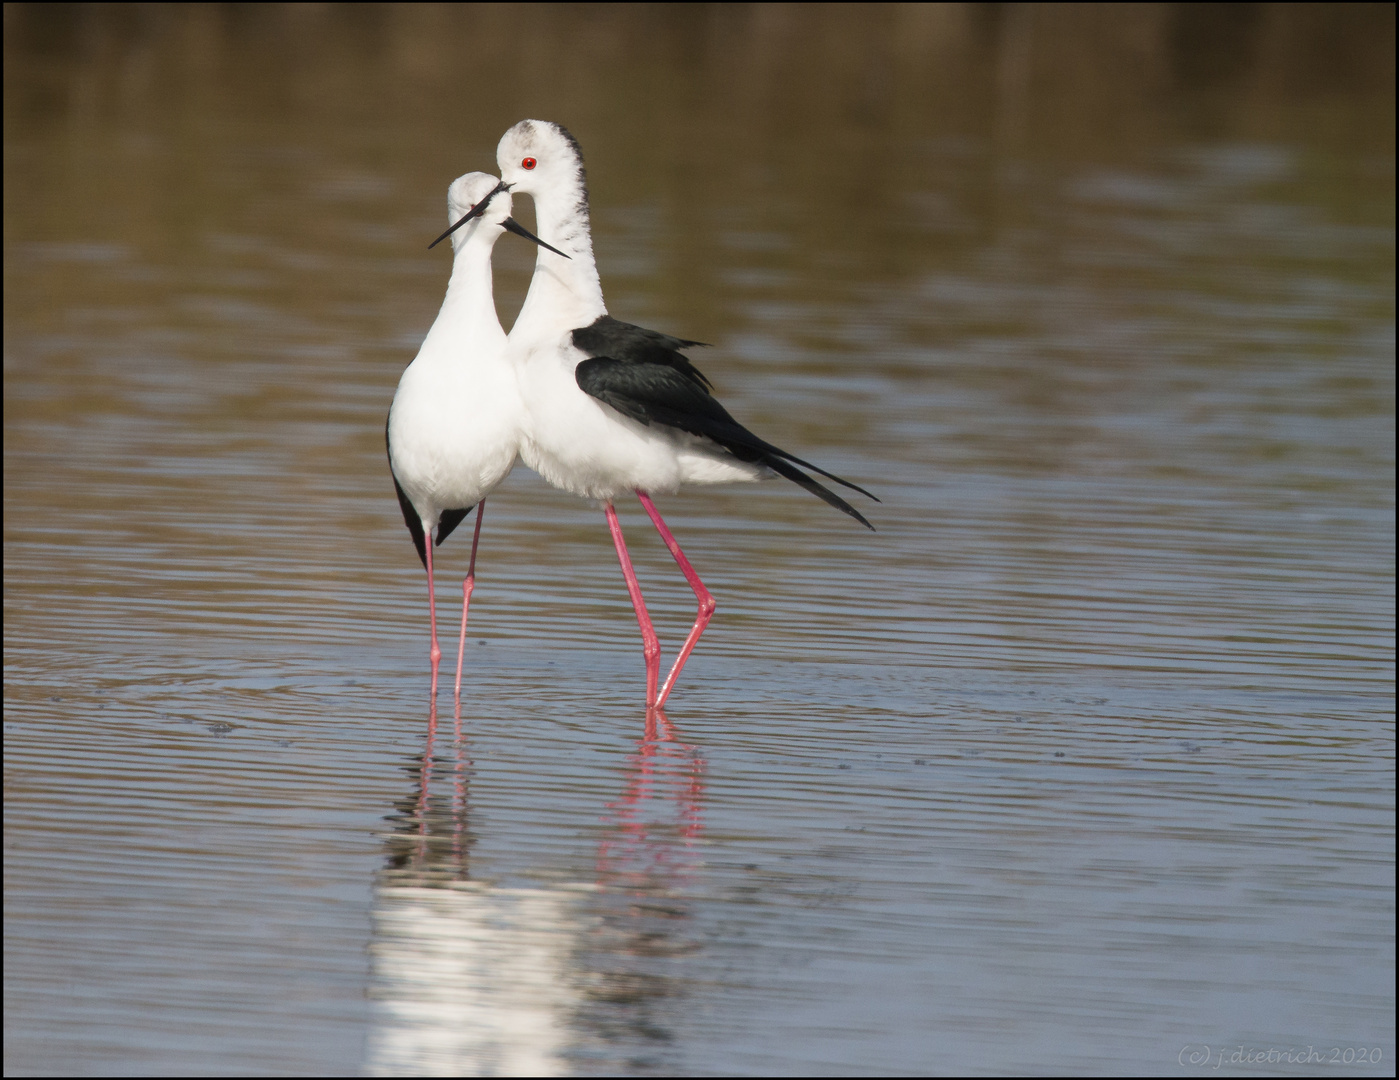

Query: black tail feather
[
  {"left": 758, "top": 443, "right": 880, "bottom": 503},
  {"left": 436, "top": 506, "right": 473, "bottom": 548},
  {"left": 762, "top": 455, "right": 875, "bottom": 531}
]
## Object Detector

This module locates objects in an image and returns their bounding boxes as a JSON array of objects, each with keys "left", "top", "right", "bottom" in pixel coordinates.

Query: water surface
[{"left": 4, "top": 6, "right": 1394, "bottom": 1076}]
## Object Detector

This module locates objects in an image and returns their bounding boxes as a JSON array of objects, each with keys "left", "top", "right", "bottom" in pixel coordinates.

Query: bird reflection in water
[
  {"left": 379, "top": 698, "right": 474, "bottom": 885},
  {"left": 573, "top": 711, "right": 705, "bottom": 1064},
  {"left": 366, "top": 702, "right": 706, "bottom": 1076}
]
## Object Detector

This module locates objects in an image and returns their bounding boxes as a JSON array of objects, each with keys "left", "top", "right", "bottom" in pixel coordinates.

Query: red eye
[{"left": 521, "top": 157, "right": 537, "bottom": 170}]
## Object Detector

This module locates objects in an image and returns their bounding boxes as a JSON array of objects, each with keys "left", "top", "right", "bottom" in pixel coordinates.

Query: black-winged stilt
[
  {"left": 497, "top": 120, "right": 877, "bottom": 712},
  {"left": 387, "top": 172, "right": 562, "bottom": 703}
]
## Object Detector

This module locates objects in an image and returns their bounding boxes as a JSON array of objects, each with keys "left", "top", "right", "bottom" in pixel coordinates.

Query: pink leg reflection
[
  {"left": 416, "top": 695, "right": 438, "bottom": 865},
  {"left": 597, "top": 710, "right": 707, "bottom": 891}
]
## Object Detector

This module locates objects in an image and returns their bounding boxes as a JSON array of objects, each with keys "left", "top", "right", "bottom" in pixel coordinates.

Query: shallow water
[{"left": 4, "top": 6, "right": 1394, "bottom": 1076}]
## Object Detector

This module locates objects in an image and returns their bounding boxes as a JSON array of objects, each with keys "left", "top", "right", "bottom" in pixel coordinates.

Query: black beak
[
  {"left": 502, "top": 216, "right": 572, "bottom": 260},
  {"left": 428, "top": 179, "right": 508, "bottom": 250}
]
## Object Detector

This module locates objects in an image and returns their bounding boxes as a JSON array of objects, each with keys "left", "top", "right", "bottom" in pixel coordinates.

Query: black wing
[
  {"left": 572, "top": 314, "right": 713, "bottom": 390},
  {"left": 571, "top": 316, "right": 878, "bottom": 530},
  {"left": 386, "top": 417, "right": 474, "bottom": 568}
]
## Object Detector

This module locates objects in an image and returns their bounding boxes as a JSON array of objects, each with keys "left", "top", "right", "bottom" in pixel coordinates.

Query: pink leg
[
  {"left": 636, "top": 491, "right": 716, "bottom": 709},
  {"left": 424, "top": 526, "right": 442, "bottom": 701},
  {"left": 605, "top": 502, "right": 661, "bottom": 709},
  {"left": 453, "top": 502, "right": 486, "bottom": 705}
]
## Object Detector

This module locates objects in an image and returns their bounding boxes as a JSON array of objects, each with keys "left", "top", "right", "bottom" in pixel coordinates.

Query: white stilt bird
[
  {"left": 497, "top": 120, "right": 877, "bottom": 712},
  {"left": 387, "top": 171, "right": 564, "bottom": 702}
]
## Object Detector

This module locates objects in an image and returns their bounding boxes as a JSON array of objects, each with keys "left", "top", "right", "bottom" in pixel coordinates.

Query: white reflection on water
[
  {"left": 369, "top": 885, "right": 586, "bottom": 1076},
  {"left": 366, "top": 711, "right": 706, "bottom": 1076}
]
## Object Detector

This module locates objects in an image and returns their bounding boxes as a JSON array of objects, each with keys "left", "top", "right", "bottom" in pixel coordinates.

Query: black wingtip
[{"left": 391, "top": 474, "right": 429, "bottom": 567}]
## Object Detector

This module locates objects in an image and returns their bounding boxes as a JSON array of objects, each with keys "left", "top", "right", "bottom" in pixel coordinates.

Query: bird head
[
  {"left": 496, "top": 120, "right": 587, "bottom": 204},
  {"left": 430, "top": 172, "right": 509, "bottom": 250},
  {"left": 429, "top": 170, "right": 568, "bottom": 258}
]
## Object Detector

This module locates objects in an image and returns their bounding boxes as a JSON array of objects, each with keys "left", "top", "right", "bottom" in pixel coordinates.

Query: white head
[
  {"left": 497, "top": 120, "right": 588, "bottom": 208},
  {"left": 494, "top": 120, "right": 603, "bottom": 323},
  {"left": 497, "top": 121, "right": 595, "bottom": 254},
  {"left": 433, "top": 171, "right": 511, "bottom": 253},
  {"left": 448, "top": 172, "right": 511, "bottom": 225}
]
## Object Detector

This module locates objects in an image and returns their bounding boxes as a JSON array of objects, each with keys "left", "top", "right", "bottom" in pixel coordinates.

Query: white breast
[{"left": 389, "top": 342, "right": 524, "bottom": 521}]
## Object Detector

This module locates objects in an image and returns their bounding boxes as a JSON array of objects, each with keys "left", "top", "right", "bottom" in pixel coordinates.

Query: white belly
[{"left": 388, "top": 358, "right": 523, "bottom": 526}]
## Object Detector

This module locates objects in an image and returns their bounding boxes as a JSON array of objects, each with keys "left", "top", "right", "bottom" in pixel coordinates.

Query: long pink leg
[
  {"left": 605, "top": 502, "right": 661, "bottom": 709},
  {"left": 423, "top": 525, "right": 442, "bottom": 701},
  {"left": 636, "top": 491, "right": 716, "bottom": 709},
  {"left": 453, "top": 502, "right": 486, "bottom": 705}
]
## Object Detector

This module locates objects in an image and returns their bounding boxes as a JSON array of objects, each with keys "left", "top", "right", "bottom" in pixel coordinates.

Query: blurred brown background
[{"left": 6, "top": 3, "right": 1394, "bottom": 325}]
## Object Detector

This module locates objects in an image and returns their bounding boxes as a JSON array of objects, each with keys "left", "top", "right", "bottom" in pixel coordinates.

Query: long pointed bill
[
  {"left": 428, "top": 180, "right": 508, "bottom": 249},
  {"left": 502, "top": 216, "right": 572, "bottom": 259}
]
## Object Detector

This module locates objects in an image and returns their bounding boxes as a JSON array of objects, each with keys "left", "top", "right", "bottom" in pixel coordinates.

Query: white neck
[
  {"left": 420, "top": 228, "right": 506, "bottom": 355},
  {"left": 512, "top": 181, "right": 607, "bottom": 340}
]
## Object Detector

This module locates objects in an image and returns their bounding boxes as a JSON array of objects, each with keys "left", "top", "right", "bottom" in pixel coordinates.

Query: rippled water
[{"left": 5, "top": 6, "right": 1394, "bottom": 1076}]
